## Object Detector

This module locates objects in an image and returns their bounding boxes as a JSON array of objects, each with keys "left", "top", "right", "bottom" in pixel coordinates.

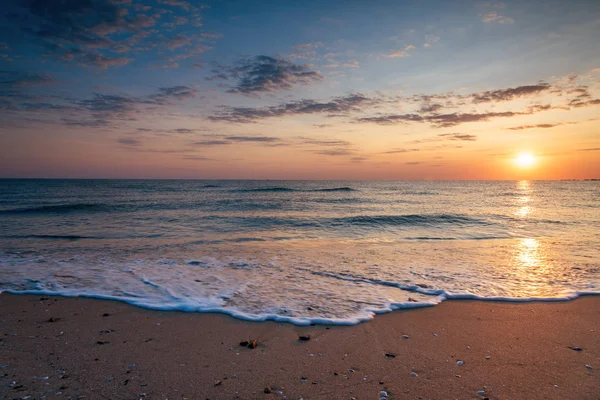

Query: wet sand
[{"left": 0, "top": 293, "right": 598, "bottom": 399}]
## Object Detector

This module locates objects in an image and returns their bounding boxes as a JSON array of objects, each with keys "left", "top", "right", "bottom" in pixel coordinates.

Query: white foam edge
[{"left": 1, "top": 288, "right": 598, "bottom": 326}]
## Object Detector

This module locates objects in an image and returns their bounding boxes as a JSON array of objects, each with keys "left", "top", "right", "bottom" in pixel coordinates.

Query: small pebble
[
  {"left": 433, "top": 333, "right": 437, "bottom": 337},
  {"left": 485, "top": 355, "right": 491, "bottom": 360},
  {"left": 457, "top": 361, "right": 463, "bottom": 366},
  {"left": 477, "top": 390, "right": 485, "bottom": 396},
  {"left": 402, "top": 335, "right": 409, "bottom": 339},
  {"left": 410, "top": 371, "right": 418, "bottom": 377},
  {"left": 379, "top": 390, "right": 388, "bottom": 397},
  {"left": 585, "top": 365, "right": 593, "bottom": 370}
]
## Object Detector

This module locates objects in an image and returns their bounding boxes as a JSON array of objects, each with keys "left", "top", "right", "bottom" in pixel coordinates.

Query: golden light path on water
[{"left": 510, "top": 181, "right": 554, "bottom": 295}]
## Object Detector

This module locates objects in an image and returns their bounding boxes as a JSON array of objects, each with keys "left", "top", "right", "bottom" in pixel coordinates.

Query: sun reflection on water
[
  {"left": 517, "top": 238, "right": 542, "bottom": 268},
  {"left": 514, "top": 180, "right": 533, "bottom": 218}
]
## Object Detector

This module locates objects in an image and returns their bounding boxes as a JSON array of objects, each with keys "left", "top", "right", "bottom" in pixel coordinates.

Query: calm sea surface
[{"left": 0, "top": 180, "right": 598, "bottom": 324}]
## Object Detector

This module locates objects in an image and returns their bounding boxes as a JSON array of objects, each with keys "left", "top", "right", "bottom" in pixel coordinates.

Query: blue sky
[{"left": 1, "top": 0, "right": 599, "bottom": 179}]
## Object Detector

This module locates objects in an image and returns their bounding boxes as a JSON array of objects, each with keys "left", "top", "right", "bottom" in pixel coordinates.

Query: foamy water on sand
[{"left": 0, "top": 180, "right": 598, "bottom": 324}]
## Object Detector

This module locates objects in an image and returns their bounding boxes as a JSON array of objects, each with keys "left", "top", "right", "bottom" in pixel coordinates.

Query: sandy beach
[{"left": 0, "top": 294, "right": 597, "bottom": 399}]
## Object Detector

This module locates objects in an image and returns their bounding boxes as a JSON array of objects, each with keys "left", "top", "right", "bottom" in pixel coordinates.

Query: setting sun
[{"left": 514, "top": 152, "right": 537, "bottom": 168}]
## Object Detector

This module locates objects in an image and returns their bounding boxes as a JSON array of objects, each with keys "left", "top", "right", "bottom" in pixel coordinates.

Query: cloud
[
  {"left": 315, "top": 149, "right": 353, "bottom": 156},
  {"left": 151, "top": 86, "right": 199, "bottom": 102},
  {"left": 157, "top": 0, "right": 197, "bottom": 12},
  {"left": 78, "top": 54, "right": 132, "bottom": 69},
  {"left": 167, "top": 35, "right": 191, "bottom": 50},
  {"left": 577, "top": 147, "right": 600, "bottom": 151},
  {"left": 471, "top": 84, "right": 550, "bottom": 103},
  {"left": 481, "top": 12, "right": 514, "bottom": 24},
  {"left": 5, "top": 0, "right": 215, "bottom": 69},
  {"left": 225, "top": 136, "right": 281, "bottom": 143},
  {"left": 118, "top": 137, "right": 142, "bottom": 146},
  {"left": 0, "top": 71, "right": 56, "bottom": 86},
  {"left": 438, "top": 133, "right": 477, "bottom": 141},
  {"left": 359, "top": 110, "right": 526, "bottom": 127},
  {"left": 192, "top": 140, "right": 232, "bottom": 146},
  {"left": 382, "top": 148, "right": 421, "bottom": 154},
  {"left": 405, "top": 161, "right": 421, "bottom": 165},
  {"left": 299, "top": 138, "right": 352, "bottom": 147},
  {"left": 508, "top": 123, "right": 561, "bottom": 130},
  {"left": 385, "top": 45, "right": 416, "bottom": 58},
  {"left": 208, "top": 93, "right": 375, "bottom": 123},
  {"left": 208, "top": 55, "right": 323, "bottom": 95},
  {"left": 190, "top": 135, "right": 283, "bottom": 147},
  {"left": 182, "top": 155, "right": 214, "bottom": 161},
  {"left": 423, "top": 35, "right": 440, "bottom": 48},
  {"left": 569, "top": 98, "right": 600, "bottom": 108}
]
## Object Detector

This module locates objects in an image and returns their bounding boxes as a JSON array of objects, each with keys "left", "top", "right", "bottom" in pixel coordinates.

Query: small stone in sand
[
  {"left": 457, "top": 361, "right": 463, "bottom": 366},
  {"left": 585, "top": 365, "right": 593, "bottom": 370},
  {"left": 485, "top": 355, "right": 491, "bottom": 359},
  {"left": 568, "top": 346, "right": 583, "bottom": 352},
  {"left": 477, "top": 390, "right": 485, "bottom": 396},
  {"left": 102, "top": 313, "right": 110, "bottom": 317},
  {"left": 247, "top": 339, "right": 257, "bottom": 349},
  {"left": 213, "top": 379, "right": 222, "bottom": 386},
  {"left": 379, "top": 390, "right": 388, "bottom": 397},
  {"left": 410, "top": 371, "right": 418, "bottom": 377},
  {"left": 408, "top": 297, "right": 417, "bottom": 302},
  {"left": 264, "top": 387, "right": 271, "bottom": 393},
  {"left": 385, "top": 352, "right": 396, "bottom": 358},
  {"left": 48, "top": 317, "right": 60, "bottom": 323},
  {"left": 239, "top": 341, "right": 249, "bottom": 346},
  {"left": 298, "top": 335, "right": 311, "bottom": 341},
  {"left": 402, "top": 335, "right": 409, "bottom": 339}
]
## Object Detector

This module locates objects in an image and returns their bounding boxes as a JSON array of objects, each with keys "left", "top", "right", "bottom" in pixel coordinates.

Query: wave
[
  {"left": 202, "top": 184, "right": 221, "bottom": 188},
  {"left": 1, "top": 287, "right": 597, "bottom": 327},
  {"left": 312, "top": 187, "right": 356, "bottom": 192},
  {"left": 233, "top": 187, "right": 357, "bottom": 193},
  {"left": 0, "top": 203, "right": 112, "bottom": 214},
  {"left": 235, "top": 187, "right": 296, "bottom": 192},
  {"left": 334, "top": 214, "right": 487, "bottom": 227},
  {"left": 1, "top": 234, "right": 95, "bottom": 240}
]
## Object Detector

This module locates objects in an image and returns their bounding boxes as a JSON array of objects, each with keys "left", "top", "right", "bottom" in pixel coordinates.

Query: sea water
[{"left": 0, "top": 179, "right": 598, "bottom": 325}]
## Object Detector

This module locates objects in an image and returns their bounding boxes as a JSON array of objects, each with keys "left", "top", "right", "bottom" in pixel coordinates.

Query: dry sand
[{"left": 0, "top": 293, "right": 598, "bottom": 399}]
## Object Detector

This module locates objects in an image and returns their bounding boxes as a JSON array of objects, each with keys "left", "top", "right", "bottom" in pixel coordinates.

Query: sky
[{"left": 0, "top": 0, "right": 599, "bottom": 180}]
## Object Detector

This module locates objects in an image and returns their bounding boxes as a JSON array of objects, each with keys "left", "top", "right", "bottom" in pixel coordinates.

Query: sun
[{"left": 514, "top": 152, "right": 536, "bottom": 168}]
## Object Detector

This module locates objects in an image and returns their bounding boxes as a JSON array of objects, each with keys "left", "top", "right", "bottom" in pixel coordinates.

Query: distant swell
[
  {"left": 312, "top": 187, "right": 356, "bottom": 192},
  {"left": 234, "top": 187, "right": 357, "bottom": 193},
  {"left": 2, "top": 234, "right": 94, "bottom": 240},
  {"left": 236, "top": 187, "right": 295, "bottom": 192},
  {"left": 0, "top": 203, "right": 111, "bottom": 214},
  {"left": 334, "top": 214, "right": 486, "bottom": 227}
]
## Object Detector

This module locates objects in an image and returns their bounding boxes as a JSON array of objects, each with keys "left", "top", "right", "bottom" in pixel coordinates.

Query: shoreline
[
  {"left": 1, "top": 293, "right": 598, "bottom": 399},
  {"left": 2, "top": 290, "right": 599, "bottom": 327}
]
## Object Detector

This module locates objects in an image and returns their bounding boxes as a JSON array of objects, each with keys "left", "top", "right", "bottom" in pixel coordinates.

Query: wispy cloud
[
  {"left": 207, "top": 55, "right": 322, "bottom": 95},
  {"left": 438, "top": 133, "right": 477, "bottom": 141},
  {"left": 385, "top": 45, "right": 416, "bottom": 58},
  {"left": 481, "top": 12, "right": 514, "bottom": 24},
  {"left": 208, "top": 93, "right": 374, "bottom": 123},
  {"left": 423, "top": 35, "right": 440, "bottom": 48}
]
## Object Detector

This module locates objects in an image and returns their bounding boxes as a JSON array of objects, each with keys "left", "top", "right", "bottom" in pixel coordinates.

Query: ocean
[{"left": 0, "top": 179, "right": 598, "bottom": 325}]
